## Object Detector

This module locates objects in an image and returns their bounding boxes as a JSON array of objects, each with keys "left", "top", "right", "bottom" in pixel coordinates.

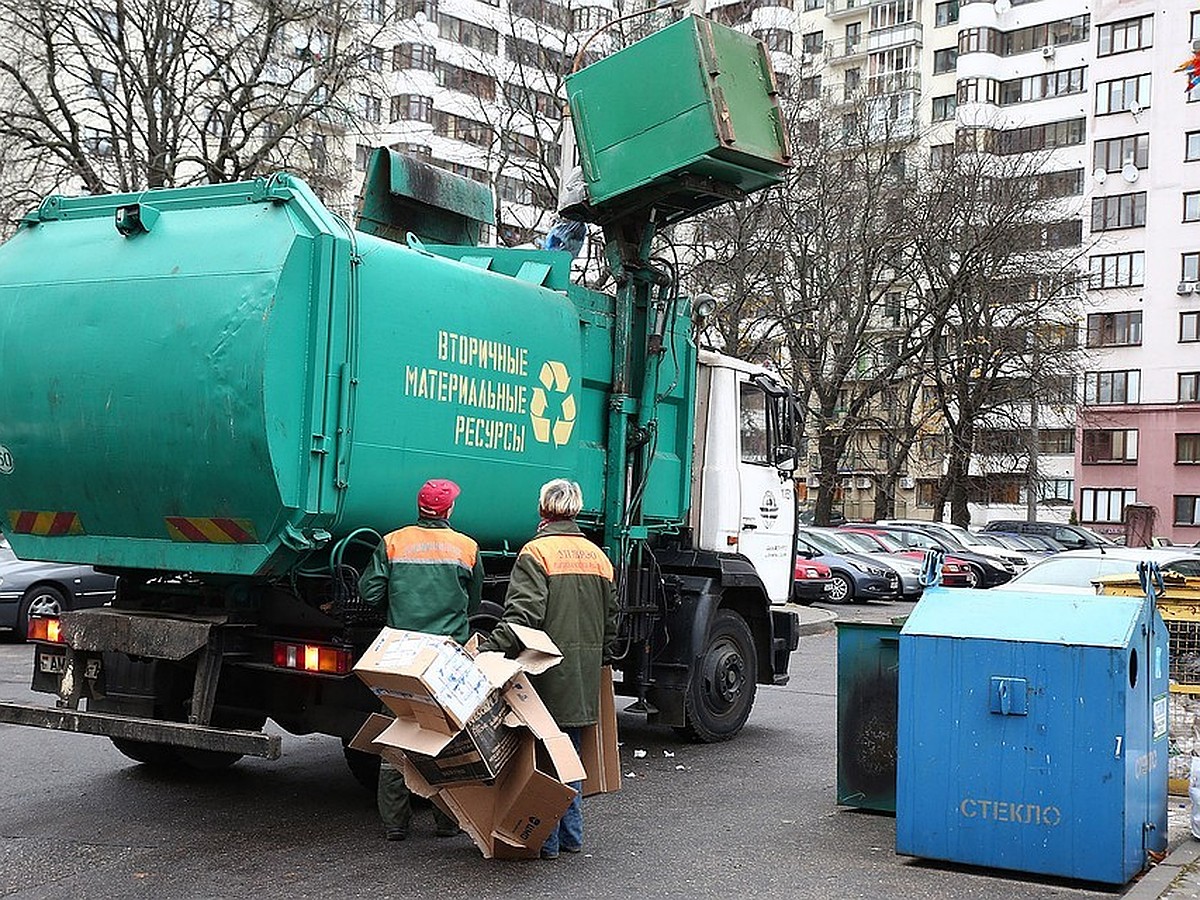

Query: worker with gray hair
[{"left": 481, "top": 478, "right": 618, "bottom": 859}]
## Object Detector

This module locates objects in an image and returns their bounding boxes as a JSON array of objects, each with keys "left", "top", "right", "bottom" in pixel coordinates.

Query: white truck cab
[{"left": 691, "top": 350, "right": 797, "bottom": 604}]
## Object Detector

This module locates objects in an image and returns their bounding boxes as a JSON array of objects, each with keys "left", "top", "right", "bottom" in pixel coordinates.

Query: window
[
  {"left": 1040, "top": 479, "right": 1075, "bottom": 504},
  {"left": 361, "top": 0, "right": 386, "bottom": 21},
  {"left": 1096, "top": 74, "right": 1151, "bottom": 115},
  {"left": 994, "top": 117, "right": 1085, "bottom": 155},
  {"left": 1093, "top": 133, "right": 1149, "bottom": 172},
  {"left": 804, "top": 0, "right": 824, "bottom": 9},
  {"left": 1082, "top": 429, "right": 1138, "bottom": 463},
  {"left": 1000, "top": 15, "right": 1090, "bottom": 55},
  {"left": 1083, "top": 369, "right": 1140, "bottom": 405},
  {"left": 363, "top": 46, "right": 384, "bottom": 72},
  {"left": 930, "top": 142, "right": 954, "bottom": 169},
  {"left": 845, "top": 22, "right": 862, "bottom": 51},
  {"left": 998, "top": 67, "right": 1085, "bottom": 106},
  {"left": 1183, "top": 312, "right": 1200, "bottom": 343},
  {"left": 844, "top": 68, "right": 861, "bottom": 99},
  {"left": 508, "top": 37, "right": 569, "bottom": 73},
  {"left": 83, "top": 126, "right": 113, "bottom": 157},
  {"left": 359, "top": 94, "right": 381, "bottom": 124},
  {"left": 391, "top": 94, "right": 432, "bottom": 122},
  {"left": 397, "top": 143, "right": 431, "bottom": 160},
  {"left": 510, "top": 0, "right": 570, "bottom": 28},
  {"left": 355, "top": 144, "right": 372, "bottom": 171},
  {"left": 1177, "top": 496, "right": 1200, "bottom": 525},
  {"left": 1081, "top": 488, "right": 1137, "bottom": 524},
  {"left": 1040, "top": 429, "right": 1075, "bottom": 455},
  {"left": 740, "top": 383, "right": 769, "bottom": 465},
  {"left": 87, "top": 68, "right": 117, "bottom": 99},
  {"left": 438, "top": 14, "right": 497, "bottom": 54},
  {"left": 1029, "top": 168, "right": 1083, "bottom": 199},
  {"left": 935, "top": 0, "right": 957, "bottom": 27},
  {"left": 1178, "top": 434, "right": 1200, "bottom": 464},
  {"left": 1184, "top": 253, "right": 1200, "bottom": 282},
  {"left": 933, "top": 48, "right": 957, "bottom": 73},
  {"left": 572, "top": 5, "right": 611, "bottom": 32},
  {"left": 433, "top": 111, "right": 492, "bottom": 146},
  {"left": 1089, "top": 252, "right": 1145, "bottom": 289},
  {"left": 1096, "top": 15, "right": 1153, "bottom": 57},
  {"left": 437, "top": 63, "right": 496, "bottom": 100},
  {"left": 508, "top": 84, "right": 561, "bottom": 121},
  {"left": 1086, "top": 311, "right": 1142, "bottom": 347},
  {"left": 871, "top": 0, "right": 915, "bottom": 29},
  {"left": 1090, "top": 192, "right": 1146, "bottom": 231},
  {"left": 799, "top": 76, "right": 821, "bottom": 101},
  {"left": 395, "top": 43, "right": 436, "bottom": 71},
  {"left": 932, "top": 94, "right": 956, "bottom": 121},
  {"left": 397, "top": 0, "right": 437, "bottom": 17},
  {"left": 1189, "top": 132, "right": 1200, "bottom": 162},
  {"left": 210, "top": 0, "right": 233, "bottom": 25},
  {"left": 1186, "top": 193, "right": 1200, "bottom": 223},
  {"left": 1182, "top": 373, "right": 1200, "bottom": 403},
  {"left": 800, "top": 31, "right": 822, "bottom": 54}
]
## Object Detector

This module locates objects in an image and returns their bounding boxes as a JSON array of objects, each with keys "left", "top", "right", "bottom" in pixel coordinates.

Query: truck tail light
[
  {"left": 272, "top": 641, "right": 353, "bottom": 675},
  {"left": 27, "top": 616, "right": 64, "bottom": 644}
]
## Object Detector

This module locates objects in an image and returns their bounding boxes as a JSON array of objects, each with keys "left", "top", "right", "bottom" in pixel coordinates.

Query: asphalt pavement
[{"left": 0, "top": 599, "right": 1182, "bottom": 899}]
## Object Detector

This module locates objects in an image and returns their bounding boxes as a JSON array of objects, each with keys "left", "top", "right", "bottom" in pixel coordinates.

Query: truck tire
[
  {"left": 109, "top": 738, "right": 183, "bottom": 767},
  {"left": 676, "top": 609, "right": 758, "bottom": 743}
]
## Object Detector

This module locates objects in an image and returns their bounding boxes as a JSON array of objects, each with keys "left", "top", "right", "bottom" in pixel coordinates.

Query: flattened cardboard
[
  {"left": 504, "top": 623, "right": 563, "bottom": 675},
  {"left": 581, "top": 665, "right": 622, "bottom": 797}
]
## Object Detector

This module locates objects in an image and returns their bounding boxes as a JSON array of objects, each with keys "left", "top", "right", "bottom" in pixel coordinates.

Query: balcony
[
  {"left": 867, "top": 21, "right": 923, "bottom": 52},
  {"left": 825, "top": 0, "right": 869, "bottom": 18},
  {"left": 824, "top": 37, "right": 866, "bottom": 61},
  {"left": 867, "top": 69, "right": 921, "bottom": 97}
]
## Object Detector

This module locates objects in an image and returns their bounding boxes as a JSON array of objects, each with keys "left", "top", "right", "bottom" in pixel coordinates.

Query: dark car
[
  {"left": 840, "top": 527, "right": 977, "bottom": 588},
  {"left": 793, "top": 556, "right": 833, "bottom": 605},
  {"left": 795, "top": 531, "right": 901, "bottom": 604},
  {"left": 0, "top": 534, "right": 117, "bottom": 639},
  {"left": 982, "top": 520, "right": 1116, "bottom": 551},
  {"left": 852, "top": 525, "right": 1016, "bottom": 588}
]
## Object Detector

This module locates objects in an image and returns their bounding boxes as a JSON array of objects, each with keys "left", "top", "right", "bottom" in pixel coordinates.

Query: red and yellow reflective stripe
[
  {"left": 165, "top": 516, "right": 257, "bottom": 544},
  {"left": 6, "top": 510, "right": 85, "bottom": 536}
]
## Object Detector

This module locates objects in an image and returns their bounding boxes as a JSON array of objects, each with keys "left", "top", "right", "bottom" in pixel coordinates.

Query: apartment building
[
  {"left": 348, "top": 0, "right": 618, "bottom": 245},
  {"left": 1079, "top": 2, "right": 1200, "bottom": 542}
]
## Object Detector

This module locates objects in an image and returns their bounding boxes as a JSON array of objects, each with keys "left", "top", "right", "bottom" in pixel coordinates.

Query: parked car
[
  {"left": 802, "top": 527, "right": 924, "bottom": 601},
  {"left": 875, "top": 519, "right": 1030, "bottom": 570},
  {"left": 839, "top": 527, "right": 977, "bottom": 588},
  {"left": 795, "top": 529, "right": 901, "bottom": 604},
  {"left": 844, "top": 524, "right": 1016, "bottom": 588},
  {"left": 982, "top": 520, "right": 1117, "bottom": 551},
  {"left": 991, "top": 548, "right": 1200, "bottom": 594},
  {"left": 793, "top": 556, "right": 833, "bottom": 606},
  {"left": 0, "top": 534, "right": 117, "bottom": 639},
  {"left": 970, "top": 532, "right": 1056, "bottom": 560},
  {"left": 987, "top": 532, "right": 1065, "bottom": 554}
]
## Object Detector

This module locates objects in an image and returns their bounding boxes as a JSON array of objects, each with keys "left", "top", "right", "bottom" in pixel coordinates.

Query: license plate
[
  {"left": 84, "top": 658, "right": 102, "bottom": 679},
  {"left": 39, "top": 654, "right": 66, "bottom": 674}
]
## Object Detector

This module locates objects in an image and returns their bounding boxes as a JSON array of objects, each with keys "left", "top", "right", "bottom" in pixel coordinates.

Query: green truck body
[{"left": 0, "top": 16, "right": 799, "bottom": 771}]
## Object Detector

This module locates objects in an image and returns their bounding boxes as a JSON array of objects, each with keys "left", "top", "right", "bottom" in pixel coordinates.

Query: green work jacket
[
  {"left": 358, "top": 517, "right": 483, "bottom": 644},
  {"left": 483, "top": 520, "right": 618, "bottom": 728}
]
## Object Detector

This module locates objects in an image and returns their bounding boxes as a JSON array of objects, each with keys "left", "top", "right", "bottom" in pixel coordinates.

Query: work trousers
[
  {"left": 378, "top": 758, "right": 458, "bottom": 834},
  {"left": 542, "top": 727, "right": 584, "bottom": 855}
]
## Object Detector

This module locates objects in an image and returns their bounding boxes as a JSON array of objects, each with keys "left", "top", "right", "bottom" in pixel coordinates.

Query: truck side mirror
[{"left": 774, "top": 444, "right": 797, "bottom": 472}]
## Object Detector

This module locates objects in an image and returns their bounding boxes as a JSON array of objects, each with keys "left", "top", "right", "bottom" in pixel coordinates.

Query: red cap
[{"left": 417, "top": 479, "right": 460, "bottom": 517}]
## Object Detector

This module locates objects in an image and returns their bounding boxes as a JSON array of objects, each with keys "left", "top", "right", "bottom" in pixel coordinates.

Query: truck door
[{"left": 736, "top": 377, "right": 796, "bottom": 603}]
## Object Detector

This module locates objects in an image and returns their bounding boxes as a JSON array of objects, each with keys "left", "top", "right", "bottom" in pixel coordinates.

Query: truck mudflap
[
  {"left": 771, "top": 607, "right": 799, "bottom": 686},
  {"left": 0, "top": 701, "right": 281, "bottom": 759}
]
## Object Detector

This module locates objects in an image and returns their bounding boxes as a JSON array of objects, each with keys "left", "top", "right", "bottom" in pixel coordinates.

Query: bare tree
[{"left": 0, "top": 0, "right": 382, "bottom": 212}]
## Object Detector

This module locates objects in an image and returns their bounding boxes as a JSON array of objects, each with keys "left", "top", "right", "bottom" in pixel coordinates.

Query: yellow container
[{"left": 1096, "top": 573, "right": 1200, "bottom": 794}]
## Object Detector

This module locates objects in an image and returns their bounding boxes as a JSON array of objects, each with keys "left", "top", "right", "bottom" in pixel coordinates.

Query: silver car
[{"left": 0, "top": 534, "right": 117, "bottom": 639}]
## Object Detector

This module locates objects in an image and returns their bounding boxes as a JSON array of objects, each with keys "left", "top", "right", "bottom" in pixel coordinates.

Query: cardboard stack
[{"left": 351, "top": 624, "right": 620, "bottom": 858}]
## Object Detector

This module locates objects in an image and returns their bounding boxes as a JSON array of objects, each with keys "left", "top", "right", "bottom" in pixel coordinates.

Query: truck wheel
[
  {"left": 109, "top": 738, "right": 182, "bottom": 767},
  {"left": 342, "top": 742, "right": 381, "bottom": 791},
  {"left": 676, "top": 610, "right": 758, "bottom": 743},
  {"left": 18, "top": 585, "right": 69, "bottom": 639}
]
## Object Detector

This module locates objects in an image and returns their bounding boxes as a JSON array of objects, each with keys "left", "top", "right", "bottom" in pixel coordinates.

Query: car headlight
[
  {"left": 854, "top": 562, "right": 886, "bottom": 576},
  {"left": 804, "top": 568, "right": 820, "bottom": 578}
]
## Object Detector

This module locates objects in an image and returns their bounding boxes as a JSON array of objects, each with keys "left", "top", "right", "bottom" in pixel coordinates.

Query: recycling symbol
[{"left": 530, "top": 360, "right": 576, "bottom": 447}]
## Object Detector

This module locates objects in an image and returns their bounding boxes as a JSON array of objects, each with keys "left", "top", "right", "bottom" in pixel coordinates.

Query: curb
[
  {"left": 787, "top": 605, "right": 837, "bottom": 637},
  {"left": 1124, "top": 838, "right": 1200, "bottom": 899}
]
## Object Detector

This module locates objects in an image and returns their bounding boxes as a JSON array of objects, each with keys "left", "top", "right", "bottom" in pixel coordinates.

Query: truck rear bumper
[{"left": 0, "top": 701, "right": 282, "bottom": 759}]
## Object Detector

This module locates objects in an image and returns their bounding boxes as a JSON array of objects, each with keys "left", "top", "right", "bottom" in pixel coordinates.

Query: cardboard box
[
  {"left": 354, "top": 628, "right": 494, "bottom": 734},
  {"left": 580, "top": 665, "right": 622, "bottom": 797}
]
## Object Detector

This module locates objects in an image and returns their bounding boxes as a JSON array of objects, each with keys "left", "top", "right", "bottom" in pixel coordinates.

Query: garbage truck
[{"left": 0, "top": 16, "right": 799, "bottom": 779}]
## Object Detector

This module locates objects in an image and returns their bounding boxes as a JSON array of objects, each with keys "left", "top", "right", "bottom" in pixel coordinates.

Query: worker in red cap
[{"left": 359, "top": 478, "right": 483, "bottom": 841}]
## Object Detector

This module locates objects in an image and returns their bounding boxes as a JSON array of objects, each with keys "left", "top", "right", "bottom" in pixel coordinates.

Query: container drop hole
[{"left": 1129, "top": 648, "right": 1138, "bottom": 689}]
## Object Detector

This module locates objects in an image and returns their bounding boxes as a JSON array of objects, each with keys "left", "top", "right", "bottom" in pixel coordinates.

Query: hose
[
  {"left": 1138, "top": 560, "right": 1165, "bottom": 601},
  {"left": 918, "top": 548, "right": 944, "bottom": 588}
]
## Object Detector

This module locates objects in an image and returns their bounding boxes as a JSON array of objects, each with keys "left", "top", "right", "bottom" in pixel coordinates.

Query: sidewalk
[
  {"left": 790, "top": 603, "right": 837, "bottom": 636},
  {"left": 1126, "top": 824, "right": 1200, "bottom": 899}
]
